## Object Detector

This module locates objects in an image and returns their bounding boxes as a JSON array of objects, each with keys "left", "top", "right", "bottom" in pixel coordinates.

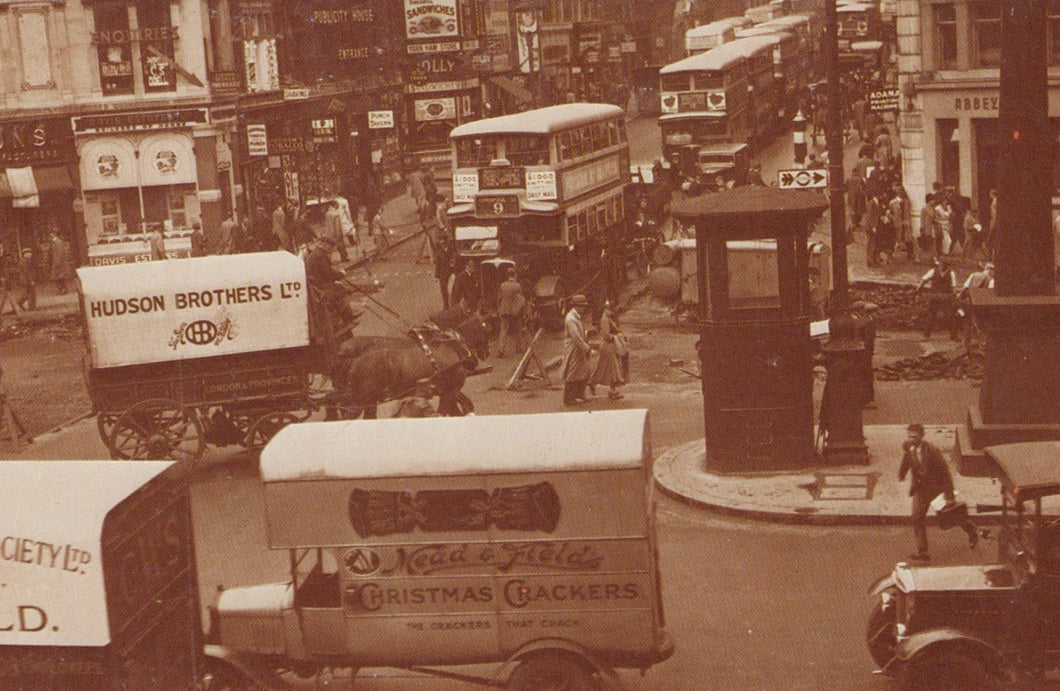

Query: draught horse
[{"left": 329, "top": 305, "right": 490, "bottom": 418}]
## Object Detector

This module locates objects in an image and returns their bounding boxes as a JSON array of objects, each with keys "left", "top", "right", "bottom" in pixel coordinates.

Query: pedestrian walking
[
  {"left": 218, "top": 215, "right": 237, "bottom": 255},
  {"left": 561, "top": 295, "right": 592, "bottom": 406},
  {"left": 449, "top": 260, "right": 477, "bottom": 312},
  {"left": 15, "top": 249, "right": 35, "bottom": 312},
  {"left": 935, "top": 198, "right": 953, "bottom": 256},
  {"left": 495, "top": 266, "right": 527, "bottom": 358},
  {"left": 49, "top": 233, "right": 74, "bottom": 293},
  {"left": 272, "top": 202, "right": 290, "bottom": 251},
  {"left": 147, "top": 224, "right": 166, "bottom": 261},
  {"left": 918, "top": 194, "right": 936, "bottom": 262},
  {"left": 899, "top": 423, "right": 979, "bottom": 562},
  {"left": 324, "top": 201, "right": 348, "bottom": 263},
  {"left": 862, "top": 194, "right": 882, "bottom": 267},
  {"left": 434, "top": 237, "right": 455, "bottom": 309},
  {"left": 915, "top": 258, "right": 958, "bottom": 340},
  {"left": 190, "top": 220, "right": 206, "bottom": 257},
  {"left": 371, "top": 208, "right": 390, "bottom": 257},
  {"left": 591, "top": 301, "right": 626, "bottom": 400}
]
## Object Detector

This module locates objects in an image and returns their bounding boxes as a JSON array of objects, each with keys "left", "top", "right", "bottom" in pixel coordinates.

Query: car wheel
[
  {"left": 202, "top": 659, "right": 257, "bottom": 690},
  {"left": 903, "top": 650, "right": 1002, "bottom": 691},
  {"left": 866, "top": 587, "right": 898, "bottom": 670}
]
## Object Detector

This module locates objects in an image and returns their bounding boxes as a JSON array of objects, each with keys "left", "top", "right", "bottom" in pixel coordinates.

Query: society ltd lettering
[
  {"left": 0, "top": 604, "right": 50, "bottom": 633},
  {"left": 0, "top": 536, "right": 91, "bottom": 573}
]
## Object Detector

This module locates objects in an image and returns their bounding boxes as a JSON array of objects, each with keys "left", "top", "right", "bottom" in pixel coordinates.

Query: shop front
[
  {"left": 918, "top": 86, "right": 1060, "bottom": 218},
  {"left": 0, "top": 116, "right": 79, "bottom": 276},
  {"left": 75, "top": 109, "right": 208, "bottom": 265}
]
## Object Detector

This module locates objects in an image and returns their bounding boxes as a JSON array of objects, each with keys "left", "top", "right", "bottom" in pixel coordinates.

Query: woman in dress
[{"left": 591, "top": 302, "right": 626, "bottom": 401}]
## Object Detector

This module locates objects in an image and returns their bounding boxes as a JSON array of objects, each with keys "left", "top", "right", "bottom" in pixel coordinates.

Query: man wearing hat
[
  {"left": 561, "top": 295, "right": 592, "bottom": 406},
  {"left": 305, "top": 235, "right": 344, "bottom": 287},
  {"left": 914, "top": 258, "right": 958, "bottom": 340}
]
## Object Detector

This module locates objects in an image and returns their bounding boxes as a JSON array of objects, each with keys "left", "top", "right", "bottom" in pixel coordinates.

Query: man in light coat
[
  {"left": 324, "top": 201, "right": 347, "bottom": 263},
  {"left": 496, "top": 267, "right": 526, "bottom": 358},
  {"left": 561, "top": 295, "right": 592, "bottom": 406}
]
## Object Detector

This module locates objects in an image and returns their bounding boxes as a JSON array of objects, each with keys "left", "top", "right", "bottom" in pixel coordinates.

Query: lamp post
[
  {"left": 792, "top": 110, "right": 807, "bottom": 166},
  {"left": 820, "top": 0, "right": 869, "bottom": 465}
]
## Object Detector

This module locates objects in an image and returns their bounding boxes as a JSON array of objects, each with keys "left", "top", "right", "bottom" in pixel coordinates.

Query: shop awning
[
  {"left": 0, "top": 166, "right": 75, "bottom": 198},
  {"left": 489, "top": 75, "right": 534, "bottom": 107}
]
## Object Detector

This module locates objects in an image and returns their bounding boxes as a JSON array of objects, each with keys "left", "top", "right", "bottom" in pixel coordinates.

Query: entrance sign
[{"left": 778, "top": 168, "right": 828, "bottom": 189}]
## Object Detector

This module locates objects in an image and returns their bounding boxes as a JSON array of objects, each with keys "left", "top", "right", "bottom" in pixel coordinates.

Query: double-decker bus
[
  {"left": 837, "top": 1, "right": 885, "bottom": 67},
  {"left": 735, "top": 26, "right": 800, "bottom": 119},
  {"left": 658, "top": 42, "right": 751, "bottom": 163},
  {"left": 684, "top": 17, "right": 748, "bottom": 55},
  {"left": 448, "top": 104, "right": 631, "bottom": 321},
  {"left": 727, "top": 34, "right": 784, "bottom": 141}
]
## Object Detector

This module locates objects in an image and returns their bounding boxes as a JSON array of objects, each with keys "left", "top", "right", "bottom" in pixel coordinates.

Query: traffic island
[{"left": 653, "top": 424, "right": 999, "bottom": 525}]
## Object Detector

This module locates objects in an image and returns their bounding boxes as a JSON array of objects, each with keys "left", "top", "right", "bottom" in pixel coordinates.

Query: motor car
[{"left": 867, "top": 441, "right": 1060, "bottom": 690}]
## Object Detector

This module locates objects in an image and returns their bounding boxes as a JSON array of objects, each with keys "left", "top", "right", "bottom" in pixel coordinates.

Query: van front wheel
[{"left": 508, "top": 653, "right": 597, "bottom": 691}]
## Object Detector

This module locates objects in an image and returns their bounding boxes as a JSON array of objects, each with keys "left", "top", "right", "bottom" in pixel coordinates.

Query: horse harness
[{"left": 409, "top": 325, "right": 471, "bottom": 375}]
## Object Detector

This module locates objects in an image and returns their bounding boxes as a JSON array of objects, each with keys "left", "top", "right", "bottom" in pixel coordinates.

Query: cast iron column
[{"left": 821, "top": 0, "right": 869, "bottom": 465}]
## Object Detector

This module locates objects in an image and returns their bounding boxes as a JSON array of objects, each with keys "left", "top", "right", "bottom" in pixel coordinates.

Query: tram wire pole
[{"left": 824, "top": 0, "right": 849, "bottom": 312}]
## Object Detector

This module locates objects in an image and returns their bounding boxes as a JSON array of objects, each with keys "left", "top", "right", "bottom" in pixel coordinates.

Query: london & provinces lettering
[
  {"left": 371, "top": 541, "right": 605, "bottom": 577},
  {"left": 0, "top": 536, "right": 92, "bottom": 573}
]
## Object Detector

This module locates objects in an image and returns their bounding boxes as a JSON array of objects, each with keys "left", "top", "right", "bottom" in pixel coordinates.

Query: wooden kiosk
[{"left": 673, "top": 187, "right": 828, "bottom": 473}]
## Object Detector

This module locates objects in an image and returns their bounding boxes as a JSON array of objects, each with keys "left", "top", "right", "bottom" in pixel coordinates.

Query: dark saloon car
[{"left": 867, "top": 441, "right": 1060, "bottom": 690}]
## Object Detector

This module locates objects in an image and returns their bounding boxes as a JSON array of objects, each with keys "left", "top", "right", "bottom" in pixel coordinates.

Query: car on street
[
  {"left": 867, "top": 441, "right": 1060, "bottom": 690},
  {"left": 695, "top": 142, "right": 750, "bottom": 187}
]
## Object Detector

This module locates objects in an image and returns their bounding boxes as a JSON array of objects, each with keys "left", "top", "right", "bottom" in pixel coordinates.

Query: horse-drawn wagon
[{"left": 78, "top": 251, "right": 323, "bottom": 461}]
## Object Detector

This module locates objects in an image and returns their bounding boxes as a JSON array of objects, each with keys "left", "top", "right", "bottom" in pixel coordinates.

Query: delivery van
[{"left": 205, "top": 409, "right": 673, "bottom": 689}]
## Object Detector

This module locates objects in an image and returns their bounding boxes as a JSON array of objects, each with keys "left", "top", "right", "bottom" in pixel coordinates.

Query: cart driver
[{"left": 305, "top": 236, "right": 356, "bottom": 336}]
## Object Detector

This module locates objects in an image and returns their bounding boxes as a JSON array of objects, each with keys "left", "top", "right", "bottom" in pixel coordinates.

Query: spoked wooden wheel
[
  {"left": 96, "top": 412, "right": 121, "bottom": 456},
  {"left": 244, "top": 409, "right": 311, "bottom": 452},
  {"left": 110, "top": 398, "right": 204, "bottom": 462}
]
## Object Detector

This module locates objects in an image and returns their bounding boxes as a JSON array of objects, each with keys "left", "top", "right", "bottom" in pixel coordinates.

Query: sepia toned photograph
[{"left": 0, "top": 0, "right": 1057, "bottom": 688}]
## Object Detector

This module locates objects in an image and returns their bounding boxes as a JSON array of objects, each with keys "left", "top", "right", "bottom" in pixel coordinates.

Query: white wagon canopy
[{"left": 78, "top": 251, "right": 309, "bottom": 369}]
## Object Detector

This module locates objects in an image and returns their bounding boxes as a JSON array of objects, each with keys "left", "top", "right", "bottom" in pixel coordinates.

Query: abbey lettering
[{"left": 954, "top": 96, "right": 999, "bottom": 112}]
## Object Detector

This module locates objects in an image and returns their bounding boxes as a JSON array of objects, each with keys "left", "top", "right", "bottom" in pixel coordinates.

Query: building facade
[{"left": 897, "top": 0, "right": 1060, "bottom": 230}]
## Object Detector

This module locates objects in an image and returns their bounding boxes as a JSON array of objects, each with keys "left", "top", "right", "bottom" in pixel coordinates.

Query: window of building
[
  {"left": 972, "top": 2, "right": 1001, "bottom": 67},
  {"left": 94, "top": 5, "right": 135, "bottom": 95},
  {"left": 137, "top": 3, "right": 177, "bottom": 93},
  {"left": 16, "top": 7, "right": 53, "bottom": 89},
  {"left": 1049, "top": 1, "right": 1060, "bottom": 64},
  {"left": 934, "top": 3, "right": 957, "bottom": 70}
]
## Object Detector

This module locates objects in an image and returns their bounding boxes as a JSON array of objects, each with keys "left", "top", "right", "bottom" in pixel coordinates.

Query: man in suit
[{"left": 899, "top": 423, "right": 978, "bottom": 561}]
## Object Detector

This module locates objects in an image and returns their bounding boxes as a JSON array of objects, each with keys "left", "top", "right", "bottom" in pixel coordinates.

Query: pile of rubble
[
  {"left": 875, "top": 350, "right": 983, "bottom": 381},
  {"left": 852, "top": 284, "right": 924, "bottom": 331}
]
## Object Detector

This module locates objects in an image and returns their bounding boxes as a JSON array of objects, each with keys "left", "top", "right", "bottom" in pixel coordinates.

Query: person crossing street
[{"left": 561, "top": 295, "right": 593, "bottom": 406}]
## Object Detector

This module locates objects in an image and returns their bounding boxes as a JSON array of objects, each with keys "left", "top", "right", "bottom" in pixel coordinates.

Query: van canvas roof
[{"left": 261, "top": 410, "right": 650, "bottom": 482}]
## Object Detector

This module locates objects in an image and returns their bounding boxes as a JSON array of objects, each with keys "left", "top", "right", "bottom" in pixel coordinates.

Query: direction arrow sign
[{"left": 777, "top": 168, "right": 828, "bottom": 189}]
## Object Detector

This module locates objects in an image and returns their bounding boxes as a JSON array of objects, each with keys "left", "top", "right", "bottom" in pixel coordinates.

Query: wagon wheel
[
  {"left": 110, "top": 398, "right": 204, "bottom": 462},
  {"left": 244, "top": 409, "right": 311, "bottom": 452},
  {"left": 96, "top": 412, "right": 122, "bottom": 457}
]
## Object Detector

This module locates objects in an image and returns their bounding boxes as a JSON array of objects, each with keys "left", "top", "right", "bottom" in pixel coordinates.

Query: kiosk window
[{"left": 726, "top": 241, "right": 781, "bottom": 310}]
